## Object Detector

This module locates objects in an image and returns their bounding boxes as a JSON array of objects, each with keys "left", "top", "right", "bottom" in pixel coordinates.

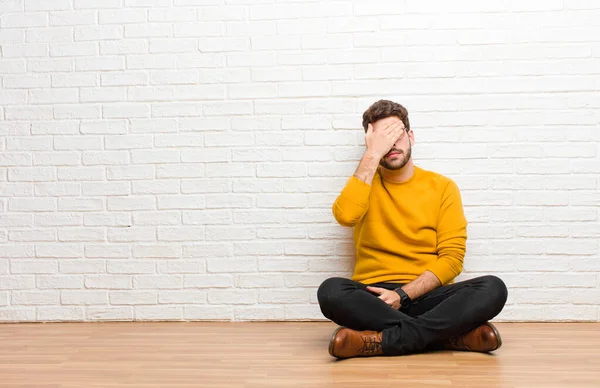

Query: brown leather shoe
[
  {"left": 328, "top": 327, "right": 384, "bottom": 359},
  {"left": 443, "top": 322, "right": 502, "bottom": 353}
]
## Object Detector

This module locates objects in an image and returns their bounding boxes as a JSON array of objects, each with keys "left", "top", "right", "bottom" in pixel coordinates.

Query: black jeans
[{"left": 317, "top": 275, "right": 508, "bottom": 356}]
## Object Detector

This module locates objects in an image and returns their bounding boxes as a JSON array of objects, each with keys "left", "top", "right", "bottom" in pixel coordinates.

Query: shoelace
[
  {"left": 448, "top": 336, "right": 470, "bottom": 350},
  {"left": 358, "top": 335, "right": 382, "bottom": 355}
]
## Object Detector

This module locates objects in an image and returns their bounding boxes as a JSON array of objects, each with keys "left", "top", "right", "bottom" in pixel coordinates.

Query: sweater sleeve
[
  {"left": 427, "top": 180, "right": 468, "bottom": 285},
  {"left": 332, "top": 176, "right": 372, "bottom": 227}
]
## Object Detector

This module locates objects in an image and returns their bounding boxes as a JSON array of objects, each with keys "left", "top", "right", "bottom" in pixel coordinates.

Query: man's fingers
[
  {"left": 383, "top": 120, "right": 403, "bottom": 134},
  {"left": 366, "top": 286, "right": 385, "bottom": 295}
]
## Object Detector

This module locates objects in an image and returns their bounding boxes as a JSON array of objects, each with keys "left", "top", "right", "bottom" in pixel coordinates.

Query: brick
[
  {"left": 9, "top": 197, "right": 56, "bottom": 212},
  {"left": 125, "top": 24, "right": 172, "bottom": 38},
  {"left": 182, "top": 210, "right": 230, "bottom": 225},
  {"left": 133, "top": 180, "right": 180, "bottom": 195},
  {"left": 52, "top": 72, "right": 98, "bottom": 87},
  {"left": 135, "top": 306, "right": 183, "bottom": 321},
  {"left": 257, "top": 227, "right": 307, "bottom": 239},
  {"left": 158, "top": 260, "right": 204, "bottom": 274},
  {"left": 134, "top": 275, "right": 183, "bottom": 289},
  {"left": 37, "top": 307, "right": 85, "bottom": 322},
  {"left": 35, "top": 213, "right": 82, "bottom": 227},
  {"left": 108, "top": 260, "right": 157, "bottom": 274},
  {"left": 99, "top": 10, "right": 146, "bottom": 24},
  {"left": 26, "top": 0, "right": 71, "bottom": 11},
  {"left": 131, "top": 150, "right": 179, "bottom": 164},
  {"left": 50, "top": 42, "right": 97, "bottom": 57},
  {"left": 80, "top": 87, "right": 127, "bottom": 103},
  {"left": 206, "top": 226, "right": 254, "bottom": 241},
  {"left": 2, "top": 44, "right": 48, "bottom": 58},
  {"left": 85, "top": 275, "right": 132, "bottom": 289},
  {"left": 54, "top": 104, "right": 102, "bottom": 120},
  {"left": 110, "top": 291, "right": 157, "bottom": 305},
  {"left": 234, "top": 242, "right": 283, "bottom": 256},
  {"left": 198, "top": 37, "right": 249, "bottom": 52},
  {"left": 2, "top": 12, "right": 47, "bottom": 28},
  {"left": 127, "top": 54, "right": 177, "bottom": 69},
  {"left": 130, "top": 118, "right": 178, "bottom": 133},
  {"left": 0, "top": 153, "right": 32, "bottom": 166},
  {"left": 0, "top": 276, "right": 35, "bottom": 290},
  {"left": 157, "top": 164, "right": 206, "bottom": 179},
  {"left": 81, "top": 120, "right": 127, "bottom": 135},
  {"left": 58, "top": 227, "right": 105, "bottom": 242},
  {"left": 149, "top": 8, "right": 197, "bottom": 22},
  {"left": 28, "top": 58, "right": 74, "bottom": 72},
  {"left": 107, "top": 166, "right": 154, "bottom": 180},
  {"left": 181, "top": 179, "right": 229, "bottom": 194},
  {"left": 7, "top": 137, "right": 52, "bottom": 151},
  {"left": 257, "top": 163, "right": 306, "bottom": 178},
  {"left": 36, "top": 243, "right": 83, "bottom": 258},
  {"left": 31, "top": 121, "right": 79, "bottom": 135},
  {"left": 8, "top": 167, "right": 55, "bottom": 182},
  {"left": 0, "top": 183, "right": 34, "bottom": 196},
  {"left": 107, "top": 227, "right": 156, "bottom": 242},
  {"left": 157, "top": 227, "right": 204, "bottom": 242},
  {"left": 11, "top": 259, "right": 58, "bottom": 274},
  {"left": 82, "top": 182, "right": 129, "bottom": 196},
  {"left": 85, "top": 244, "right": 131, "bottom": 258},
  {"left": 208, "top": 289, "right": 256, "bottom": 305},
  {"left": 84, "top": 213, "right": 130, "bottom": 227},
  {"left": 158, "top": 290, "right": 206, "bottom": 304},
  {"left": 10, "top": 229, "right": 56, "bottom": 242},
  {"left": 6, "top": 106, "right": 54, "bottom": 120},
  {"left": 58, "top": 198, "right": 103, "bottom": 212},
  {"left": 86, "top": 307, "right": 134, "bottom": 321},
  {"left": 107, "top": 196, "right": 155, "bottom": 211},
  {"left": 61, "top": 291, "right": 107, "bottom": 305},
  {"left": 152, "top": 103, "right": 202, "bottom": 117},
  {"left": 101, "top": 71, "right": 148, "bottom": 85},
  {"left": 156, "top": 195, "right": 205, "bottom": 210},
  {"left": 26, "top": 27, "right": 72, "bottom": 43},
  {"left": 60, "top": 260, "right": 106, "bottom": 274},
  {"left": 57, "top": 167, "right": 105, "bottom": 181},
  {"left": 103, "top": 103, "right": 150, "bottom": 119},
  {"left": 184, "top": 305, "right": 233, "bottom": 320},
  {"left": 82, "top": 151, "right": 129, "bottom": 166},
  {"left": 207, "top": 257, "right": 256, "bottom": 274},
  {"left": 50, "top": 10, "right": 96, "bottom": 26},
  {"left": 258, "top": 258, "right": 307, "bottom": 272},
  {"left": 232, "top": 179, "right": 283, "bottom": 193},
  {"left": 0, "top": 308, "right": 36, "bottom": 322},
  {"left": 133, "top": 211, "right": 180, "bottom": 226},
  {"left": 184, "top": 274, "right": 233, "bottom": 288}
]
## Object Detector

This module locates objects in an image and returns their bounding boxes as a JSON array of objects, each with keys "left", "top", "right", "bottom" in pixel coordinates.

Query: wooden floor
[{"left": 0, "top": 322, "right": 599, "bottom": 388}]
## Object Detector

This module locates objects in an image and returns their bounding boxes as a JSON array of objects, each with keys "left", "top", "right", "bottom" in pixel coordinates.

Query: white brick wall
[{"left": 1, "top": 0, "right": 599, "bottom": 323}]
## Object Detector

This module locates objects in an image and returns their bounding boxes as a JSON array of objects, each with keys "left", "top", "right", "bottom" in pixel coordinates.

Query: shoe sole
[
  {"left": 328, "top": 327, "right": 345, "bottom": 358},
  {"left": 485, "top": 322, "right": 502, "bottom": 351}
]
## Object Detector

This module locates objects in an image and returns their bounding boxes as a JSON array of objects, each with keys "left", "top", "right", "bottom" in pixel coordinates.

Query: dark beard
[{"left": 379, "top": 145, "right": 412, "bottom": 170}]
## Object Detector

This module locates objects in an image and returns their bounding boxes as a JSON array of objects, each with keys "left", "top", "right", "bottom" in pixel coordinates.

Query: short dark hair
[{"left": 362, "top": 100, "right": 410, "bottom": 133}]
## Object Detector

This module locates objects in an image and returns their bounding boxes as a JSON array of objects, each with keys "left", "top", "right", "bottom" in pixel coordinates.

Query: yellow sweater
[{"left": 332, "top": 166, "right": 467, "bottom": 285}]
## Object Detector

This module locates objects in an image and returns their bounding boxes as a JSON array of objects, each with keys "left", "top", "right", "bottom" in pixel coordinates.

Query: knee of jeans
[
  {"left": 317, "top": 277, "right": 347, "bottom": 310},
  {"left": 480, "top": 275, "right": 508, "bottom": 307}
]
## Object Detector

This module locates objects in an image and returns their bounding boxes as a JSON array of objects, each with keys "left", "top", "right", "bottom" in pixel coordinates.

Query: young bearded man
[{"left": 317, "top": 100, "right": 508, "bottom": 359}]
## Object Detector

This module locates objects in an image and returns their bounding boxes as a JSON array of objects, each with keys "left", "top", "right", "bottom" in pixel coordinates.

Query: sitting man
[{"left": 318, "top": 100, "right": 508, "bottom": 359}]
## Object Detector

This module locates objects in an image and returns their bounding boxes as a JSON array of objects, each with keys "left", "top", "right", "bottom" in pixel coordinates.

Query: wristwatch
[{"left": 394, "top": 287, "right": 412, "bottom": 310}]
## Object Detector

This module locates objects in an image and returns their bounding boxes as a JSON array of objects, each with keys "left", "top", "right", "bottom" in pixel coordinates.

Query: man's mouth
[{"left": 386, "top": 150, "right": 401, "bottom": 158}]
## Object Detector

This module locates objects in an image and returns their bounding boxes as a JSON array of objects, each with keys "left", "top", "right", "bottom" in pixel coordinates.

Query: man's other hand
[{"left": 367, "top": 286, "right": 401, "bottom": 310}]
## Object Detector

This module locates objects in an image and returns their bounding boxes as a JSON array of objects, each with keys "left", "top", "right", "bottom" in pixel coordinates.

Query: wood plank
[{"left": 0, "top": 322, "right": 599, "bottom": 387}]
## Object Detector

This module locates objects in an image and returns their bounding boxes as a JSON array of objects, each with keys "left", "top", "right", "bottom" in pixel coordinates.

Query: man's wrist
[
  {"left": 394, "top": 287, "right": 412, "bottom": 310},
  {"left": 363, "top": 150, "right": 382, "bottom": 161}
]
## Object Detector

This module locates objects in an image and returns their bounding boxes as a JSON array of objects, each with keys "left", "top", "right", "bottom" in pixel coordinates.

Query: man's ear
[{"left": 409, "top": 130, "right": 415, "bottom": 146}]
